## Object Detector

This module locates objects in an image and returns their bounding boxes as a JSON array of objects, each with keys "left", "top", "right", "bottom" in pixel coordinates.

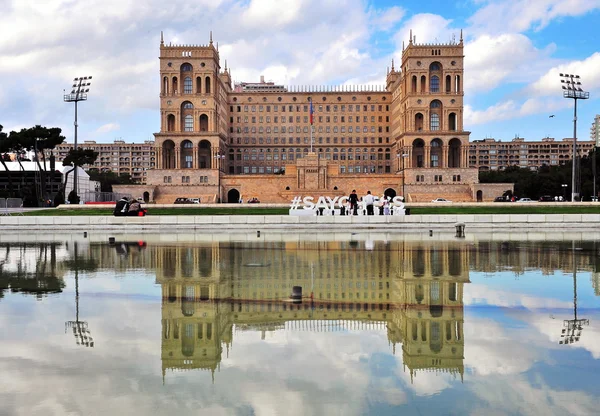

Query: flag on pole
[{"left": 309, "top": 100, "right": 314, "bottom": 125}]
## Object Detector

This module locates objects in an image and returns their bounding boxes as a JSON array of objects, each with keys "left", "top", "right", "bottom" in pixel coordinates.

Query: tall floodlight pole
[
  {"left": 559, "top": 241, "right": 589, "bottom": 345},
  {"left": 560, "top": 74, "right": 589, "bottom": 202},
  {"left": 64, "top": 76, "right": 92, "bottom": 202}
]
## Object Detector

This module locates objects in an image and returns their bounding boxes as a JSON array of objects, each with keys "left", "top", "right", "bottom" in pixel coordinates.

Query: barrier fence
[
  {"left": 1, "top": 198, "right": 24, "bottom": 215},
  {"left": 81, "top": 192, "right": 132, "bottom": 204}
]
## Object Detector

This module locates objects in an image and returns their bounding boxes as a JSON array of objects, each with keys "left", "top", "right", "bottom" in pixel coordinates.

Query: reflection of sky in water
[{"left": 0, "top": 235, "right": 599, "bottom": 416}]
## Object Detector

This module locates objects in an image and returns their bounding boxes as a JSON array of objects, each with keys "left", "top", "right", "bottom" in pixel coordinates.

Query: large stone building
[{"left": 115, "top": 32, "right": 508, "bottom": 203}]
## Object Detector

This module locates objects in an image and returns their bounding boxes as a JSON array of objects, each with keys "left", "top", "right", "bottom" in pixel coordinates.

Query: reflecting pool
[{"left": 1, "top": 232, "right": 600, "bottom": 415}]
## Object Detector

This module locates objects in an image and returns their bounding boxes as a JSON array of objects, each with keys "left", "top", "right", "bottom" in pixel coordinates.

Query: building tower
[
  {"left": 389, "top": 30, "right": 476, "bottom": 198},
  {"left": 153, "top": 32, "right": 231, "bottom": 202}
]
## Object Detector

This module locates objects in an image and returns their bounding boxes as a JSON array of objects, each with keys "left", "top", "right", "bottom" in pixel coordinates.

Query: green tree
[
  {"left": 8, "top": 125, "right": 65, "bottom": 204},
  {"left": 0, "top": 125, "right": 15, "bottom": 197},
  {"left": 87, "top": 170, "right": 135, "bottom": 192}
]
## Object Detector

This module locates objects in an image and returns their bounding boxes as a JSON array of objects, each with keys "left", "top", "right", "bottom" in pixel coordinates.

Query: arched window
[
  {"left": 184, "top": 77, "right": 192, "bottom": 94},
  {"left": 184, "top": 115, "right": 193, "bottom": 131},
  {"left": 411, "top": 75, "right": 417, "bottom": 93},
  {"left": 181, "top": 63, "right": 193, "bottom": 72},
  {"left": 162, "top": 76, "right": 168, "bottom": 95},
  {"left": 196, "top": 77, "right": 202, "bottom": 94},
  {"left": 455, "top": 75, "right": 461, "bottom": 93},
  {"left": 446, "top": 75, "right": 451, "bottom": 93},
  {"left": 429, "top": 62, "right": 441, "bottom": 71},
  {"left": 430, "top": 75, "right": 439, "bottom": 93},
  {"left": 205, "top": 77, "right": 211, "bottom": 94},
  {"left": 415, "top": 113, "right": 424, "bottom": 131},
  {"left": 167, "top": 114, "right": 175, "bottom": 132},
  {"left": 199, "top": 114, "right": 209, "bottom": 131},
  {"left": 183, "top": 102, "right": 193, "bottom": 109},
  {"left": 172, "top": 77, "right": 178, "bottom": 94}
]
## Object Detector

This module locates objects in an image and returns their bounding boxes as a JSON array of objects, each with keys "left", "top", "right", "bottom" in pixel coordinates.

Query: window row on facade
[
  {"left": 229, "top": 104, "right": 390, "bottom": 113},
  {"left": 229, "top": 136, "right": 391, "bottom": 145}
]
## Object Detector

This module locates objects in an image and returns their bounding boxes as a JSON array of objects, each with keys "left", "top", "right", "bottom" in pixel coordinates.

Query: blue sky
[{"left": 0, "top": 0, "right": 599, "bottom": 144}]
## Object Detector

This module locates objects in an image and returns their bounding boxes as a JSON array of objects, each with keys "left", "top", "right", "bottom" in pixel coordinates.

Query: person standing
[
  {"left": 349, "top": 190, "right": 359, "bottom": 216},
  {"left": 364, "top": 191, "right": 375, "bottom": 215}
]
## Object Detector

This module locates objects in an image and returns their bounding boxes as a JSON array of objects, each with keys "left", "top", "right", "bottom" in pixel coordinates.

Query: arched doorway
[
  {"left": 227, "top": 189, "right": 240, "bottom": 203},
  {"left": 181, "top": 140, "right": 194, "bottom": 168},
  {"left": 430, "top": 138, "right": 443, "bottom": 167},
  {"left": 448, "top": 138, "right": 461, "bottom": 168},
  {"left": 412, "top": 139, "right": 425, "bottom": 168},
  {"left": 143, "top": 191, "right": 150, "bottom": 203},
  {"left": 199, "top": 114, "right": 209, "bottom": 131},
  {"left": 384, "top": 188, "right": 396, "bottom": 199},
  {"left": 198, "top": 140, "right": 211, "bottom": 168},
  {"left": 162, "top": 140, "right": 175, "bottom": 169},
  {"left": 477, "top": 190, "right": 483, "bottom": 202}
]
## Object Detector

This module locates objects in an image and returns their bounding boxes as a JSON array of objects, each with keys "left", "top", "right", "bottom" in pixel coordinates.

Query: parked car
[
  {"left": 517, "top": 198, "right": 535, "bottom": 202},
  {"left": 494, "top": 196, "right": 510, "bottom": 202},
  {"left": 538, "top": 195, "right": 555, "bottom": 202},
  {"left": 174, "top": 197, "right": 193, "bottom": 204},
  {"left": 431, "top": 198, "right": 452, "bottom": 203},
  {"left": 189, "top": 198, "right": 200, "bottom": 204}
]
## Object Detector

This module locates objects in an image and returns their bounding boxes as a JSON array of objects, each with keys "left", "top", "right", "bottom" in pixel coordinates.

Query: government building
[{"left": 114, "top": 32, "right": 509, "bottom": 203}]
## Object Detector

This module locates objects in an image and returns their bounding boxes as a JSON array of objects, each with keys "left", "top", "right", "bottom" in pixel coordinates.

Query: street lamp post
[
  {"left": 559, "top": 242, "right": 589, "bottom": 345},
  {"left": 397, "top": 152, "right": 409, "bottom": 201},
  {"left": 562, "top": 183, "right": 568, "bottom": 202},
  {"left": 64, "top": 76, "right": 92, "bottom": 203},
  {"left": 214, "top": 151, "right": 225, "bottom": 203},
  {"left": 560, "top": 73, "right": 589, "bottom": 202}
]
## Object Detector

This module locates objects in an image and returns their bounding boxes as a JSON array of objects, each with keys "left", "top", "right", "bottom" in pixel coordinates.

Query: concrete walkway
[{"left": 1, "top": 213, "right": 600, "bottom": 231}]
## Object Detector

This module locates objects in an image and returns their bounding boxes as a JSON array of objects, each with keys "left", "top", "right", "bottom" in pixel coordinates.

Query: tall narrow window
[
  {"left": 430, "top": 75, "right": 439, "bottom": 93},
  {"left": 184, "top": 77, "right": 192, "bottom": 94},
  {"left": 184, "top": 115, "right": 193, "bottom": 131}
]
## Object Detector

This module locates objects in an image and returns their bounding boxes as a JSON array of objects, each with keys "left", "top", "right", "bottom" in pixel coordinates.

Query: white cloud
[
  {"left": 464, "top": 33, "right": 557, "bottom": 93},
  {"left": 370, "top": 6, "right": 406, "bottom": 31},
  {"left": 94, "top": 123, "right": 120, "bottom": 135},
  {"left": 527, "top": 52, "right": 600, "bottom": 97},
  {"left": 468, "top": 0, "right": 600, "bottom": 34}
]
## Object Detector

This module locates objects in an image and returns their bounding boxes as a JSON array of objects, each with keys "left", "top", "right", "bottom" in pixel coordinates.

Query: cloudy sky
[{"left": 0, "top": 0, "right": 599, "bottom": 144}]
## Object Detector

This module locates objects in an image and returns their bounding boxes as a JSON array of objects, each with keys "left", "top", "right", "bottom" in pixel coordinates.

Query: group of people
[
  {"left": 113, "top": 197, "right": 147, "bottom": 217},
  {"left": 345, "top": 190, "right": 393, "bottom": 216}
]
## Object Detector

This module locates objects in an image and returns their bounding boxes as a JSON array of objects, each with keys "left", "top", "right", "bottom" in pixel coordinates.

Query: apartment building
[
  {"left": 49, "top": 140, "right": 156, "bottom": 184},
  {"left": 469, "top": 137, "right": 597, "bottom": 171}
]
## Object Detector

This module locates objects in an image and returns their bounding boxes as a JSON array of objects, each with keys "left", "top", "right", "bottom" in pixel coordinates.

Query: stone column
[
  {"left": 157, "top": 148, "right": 162, "bottom": 169},
  {"left": 192, "top": 147, "right": 198, "bottom": 169},
  {"left": 424, "top": 146, "right": 431, "bottom": 168},
  {"left": 442, "top": 146, "right": 449, "bottom": 168},
  {"left": 175, "top": 149, "right": 180, "bottom": 169}
]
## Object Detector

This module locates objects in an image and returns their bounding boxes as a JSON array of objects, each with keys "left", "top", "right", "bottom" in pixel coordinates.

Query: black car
[
  {"left": 494, "top": 196, "right": 509, "bottom": 202},
  {"left": 538, "top": 195, "right": 555, "bottom": 202}
]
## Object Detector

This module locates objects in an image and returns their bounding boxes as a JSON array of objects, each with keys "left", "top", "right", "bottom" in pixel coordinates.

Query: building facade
[
  {"left": 470, "top": 137, "right": 597, "bottom": 171},
  {"left": 115, "top": 32, "right": 509, "bottom": 203},
  {"left": 49, "top": 140, "right": 156, "bottom": 184}
]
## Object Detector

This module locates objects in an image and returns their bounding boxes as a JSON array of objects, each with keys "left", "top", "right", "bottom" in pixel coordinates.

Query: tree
[
  {"left": 87, "top": 170, "right": 135, "bottom": 192},
  {"left": 62, "top": 148, "right": 98, "bottom": 201},
  {"left": 8, "top": 125, "right": 65, "bottom": 205},
  {"left": 0, "top": 125, "right": 15, "bottom": 197}
]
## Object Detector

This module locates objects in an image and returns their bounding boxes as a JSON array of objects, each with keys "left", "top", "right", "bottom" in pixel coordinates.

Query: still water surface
[{"left": 1, "top": 233, "right": 600, "bottom": 416}]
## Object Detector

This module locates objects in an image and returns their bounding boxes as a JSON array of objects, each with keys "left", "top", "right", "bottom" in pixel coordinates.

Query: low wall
[{"left": 2, "top": 214, "right": 600, "bottom": 231}]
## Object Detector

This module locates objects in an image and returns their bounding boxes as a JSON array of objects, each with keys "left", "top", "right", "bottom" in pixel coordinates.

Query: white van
[{"left": 190, "top": 198, "right": 200, "bottom": 204}]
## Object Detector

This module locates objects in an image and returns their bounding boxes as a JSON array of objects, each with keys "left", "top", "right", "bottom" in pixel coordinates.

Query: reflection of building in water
[
  {"left": 157, "top": 241, "right": 469, "bottom": 382},
  {"left": 0, "top": 243, "right": 69, "bottom": 299},
  {"left": 469, "top": 241, "right": 598, "bottom": 276},
  {"left": 593, "top": 273, "right": 600, "bottom": 297}
]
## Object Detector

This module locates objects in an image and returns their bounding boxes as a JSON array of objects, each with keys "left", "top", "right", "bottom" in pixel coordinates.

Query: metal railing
[{"left": 1, "top": 198, "right": 24, "bottom": 215}]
